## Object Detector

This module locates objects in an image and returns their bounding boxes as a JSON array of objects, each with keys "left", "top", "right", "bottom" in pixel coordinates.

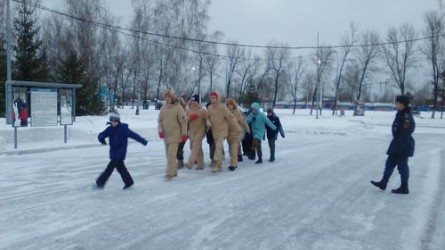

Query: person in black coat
[
  {"left": 371, "top": 95, "right": 415, "bottom": 194},
  {"left": 265, "top": 108, "right": 285, "bottom": 162},
  {"left": 96, "top": 111, "right": 148, "bottom": 190}
]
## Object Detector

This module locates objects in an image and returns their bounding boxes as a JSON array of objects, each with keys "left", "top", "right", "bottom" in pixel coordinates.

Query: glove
[
  {"left": 181, "top": 135, "right": 188, "bottom": 142},
  {"left": 100, "top": 140, "right": 107, "bottom": 145},
  {"left": 143, "top": 140, "right": 148, "bottom": 146},
  {"left": 190, "top": 114, "right": 199, "bottom": 120},
  {"left": 159, "top": 132, "right": 165, "bottom": 139},
  {"left": 252, "top": 116, "right": 256, "bottom": 121}
]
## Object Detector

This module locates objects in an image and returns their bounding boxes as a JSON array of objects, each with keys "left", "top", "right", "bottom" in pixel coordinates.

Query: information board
[{"left": 31, "top": 88, "right": 58, "bottom": 127}]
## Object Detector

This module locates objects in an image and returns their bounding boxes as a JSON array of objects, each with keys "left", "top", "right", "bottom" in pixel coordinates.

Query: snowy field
[{"left": 1, "top": 107, "right": 445, "bottom": 250}]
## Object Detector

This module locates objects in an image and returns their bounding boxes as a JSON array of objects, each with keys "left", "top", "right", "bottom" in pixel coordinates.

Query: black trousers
[
  {"left": 268, "top": 139, "right": 275, "bottom": 159},
  {"left": 382, "top": 154, "right": 409, "bottom": 187},
  {"left": 177, "top": 141, "right": 185, "bottom": 161},
  {"left": 96, "top": 160, "right": 134, "bottom": 187},
  {"left": 242, "top": 133, "right": 253, "bottom": 155}
]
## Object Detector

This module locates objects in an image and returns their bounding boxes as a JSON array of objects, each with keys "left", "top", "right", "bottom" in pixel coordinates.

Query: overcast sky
[
  {"left": 39, "top": 0, "right": 441, "bottom": 87},
  {"left": 42, "top": 0, "right": 440, "bottom": 48},
  {"left": 207, "top": 0, "right": 440, "bottom": 47}
]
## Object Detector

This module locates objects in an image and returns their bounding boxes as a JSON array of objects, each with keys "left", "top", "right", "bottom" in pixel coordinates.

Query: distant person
[
  {"left": 13, "top": 97, "right": 24, "bottom": 126},
  {"left": 245, "top": 103, "right": 276, "bottom": 164},
  {"left": 19, "top": 102, "right": 28, "bottom": 126},
  {"left": 265, "top": 108, "right": 285, "bottom": 162},
  {"left": 158, "top": 90, "right": 188, "bottom": 181},
  {"left": 95, "top": 110, "right": 148, "bottom": 190},
  {"left": 371, "top": 95, "right": 415, "bottom": 194}
]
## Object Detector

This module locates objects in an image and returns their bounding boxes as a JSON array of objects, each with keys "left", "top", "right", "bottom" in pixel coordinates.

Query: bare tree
[
  {"left": 301, "top": 73, "right": 316, "bottom": 107},
  {"left": 203, "top": 31, "right": 223, "bottom": 100},
  {"left": 131, "top": 0, "right": 155, "bottom": 107},
  {"left": 354, "top": 30, "right": 380, "bottom": 115},
  {"left": 421, "top": 11, "right": 444, "bottom": 119},
  {"left": 383, "top": 23, "right": 417, "bottom": 95},
  {"left": 225, "top": 42, "right": 243, "bottom": 98},
  {"left": 332, "top": 22, "right": 358, "bottom": 115},
  {"left": 265, "top": 43, "right": 290, "bottom": 108},
  {"left": 287, "top": 56, "right": 305, "bottom": 114},
  {"left": 235, "top": 49, "right": 260, "bottom": 102},
  {"left": 341, "top": 63, "right": 361, "bottom": 101},
  {"left": 310, "top": 46, "right": 335, "bottom": 116}
]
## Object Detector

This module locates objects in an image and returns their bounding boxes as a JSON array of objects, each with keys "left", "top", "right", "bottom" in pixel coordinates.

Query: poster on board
[
  {"left": 60, "top": 89, "right": 73, "bottom": 125},
  {"left": 31, "top": 88, "right": 58, "bottom": 127}
]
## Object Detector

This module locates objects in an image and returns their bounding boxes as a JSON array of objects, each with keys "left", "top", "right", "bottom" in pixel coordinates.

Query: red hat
[{"left": 209, "top": 91, "right": 218, "bottom": 98}]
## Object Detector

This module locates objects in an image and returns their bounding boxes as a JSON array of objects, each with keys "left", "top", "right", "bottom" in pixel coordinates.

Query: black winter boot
[
  {"left": 255, "top": 157, "right": 263, "bottom": 164},
  {"left": 248, "top": 152, "right": 256, "bottom": 160},
  {"left": 238, "top": 155, "right": 243, "bottom": 162},
  {"left": 268, "top": 156, "right": 275, "bottom": 162},
  {"left": 391, "top": 185, "right": 409, "bottom": 194},
  {"left": 370, "top": 180, "right": 387, "bottom": 191}
]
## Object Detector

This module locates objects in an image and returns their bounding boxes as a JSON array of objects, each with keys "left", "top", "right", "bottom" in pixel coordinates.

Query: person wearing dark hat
[
  {"left": 95, "top": 110, "right": 148, "bottom": 190},
  {"left": 371, "top": 95, "right": 415, "bottom": 194},
  {"left": 265, "top": 108, "right": 285, "bottom": 162}
]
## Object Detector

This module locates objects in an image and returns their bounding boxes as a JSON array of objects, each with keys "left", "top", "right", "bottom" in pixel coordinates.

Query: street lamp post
[
  {"left": 316, "top": 32, "right": 320, "bottom": 119},
  {"left": 6, "top": 0, "right": 13, "bottom": 124}
]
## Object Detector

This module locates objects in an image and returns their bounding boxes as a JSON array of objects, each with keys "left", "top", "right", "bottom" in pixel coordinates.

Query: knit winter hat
[
  {"left": 190, "top": 94, "right": 200, "bottom": 103},
  {"left": 108, "top": 110, "right": 120, "bottom": 121},
  {"left": 395, "top": 95, "right": 410, "bottom": 107}
]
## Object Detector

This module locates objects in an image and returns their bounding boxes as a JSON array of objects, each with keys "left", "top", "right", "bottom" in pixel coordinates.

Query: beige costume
[
  {"left": 226, "top": 98, "right": 250, "bottom": 168},
  {"left": 207, "top": 91, "right": 240, "bottom": 172},
  {"left": 185, "top": 102, "right": 207, "bottom": 169},
  {"left": 157, "top": 90, "right": 187, "bottom": 179}
]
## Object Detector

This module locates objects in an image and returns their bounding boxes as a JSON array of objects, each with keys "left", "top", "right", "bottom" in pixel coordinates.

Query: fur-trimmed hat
[
  {"left": 225, "top": 98, "right": 237, "bottom": 108},
  {"left": 108, "top": 110, "right": 120, "bottom": 121},
  {"left": 209, "top": 91, "right": 218, "bottom": 98},
  {"left": 396, "top": 95, "right": 410, "bottom": 107},
  {"left": 190, "top": 94, "right": 200, "bottom": 103},
  {"left": 163, "top": 89, "right": 176, "bottom": 99}
]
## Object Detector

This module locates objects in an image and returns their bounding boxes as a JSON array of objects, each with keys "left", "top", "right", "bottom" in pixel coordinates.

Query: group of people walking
[
  {"left": 94, "top": 89, "right": 285, "bottom": 188},
  {"left": 93, "top": 90, "right": 415, "bottom": 196}
]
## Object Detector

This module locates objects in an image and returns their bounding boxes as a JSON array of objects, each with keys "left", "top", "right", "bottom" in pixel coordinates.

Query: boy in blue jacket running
[{"left": 95, "top": 111, "right": 148, "bottom": 189}]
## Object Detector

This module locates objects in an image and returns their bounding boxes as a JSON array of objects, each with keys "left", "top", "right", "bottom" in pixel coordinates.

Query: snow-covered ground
[{"left": 1, "top": 108, "right": 445, "bottom": 250}]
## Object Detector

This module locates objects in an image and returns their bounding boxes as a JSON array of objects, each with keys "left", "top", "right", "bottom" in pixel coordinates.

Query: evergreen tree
[
  {"left": 13, "top": 0, "right": 49, "bottom": 81},
  {"left": 58, "top": 52, "right": 104, "bottom": 116},
  {"left": 242, "top": 81, "right": 261, "bottom": 106}
]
